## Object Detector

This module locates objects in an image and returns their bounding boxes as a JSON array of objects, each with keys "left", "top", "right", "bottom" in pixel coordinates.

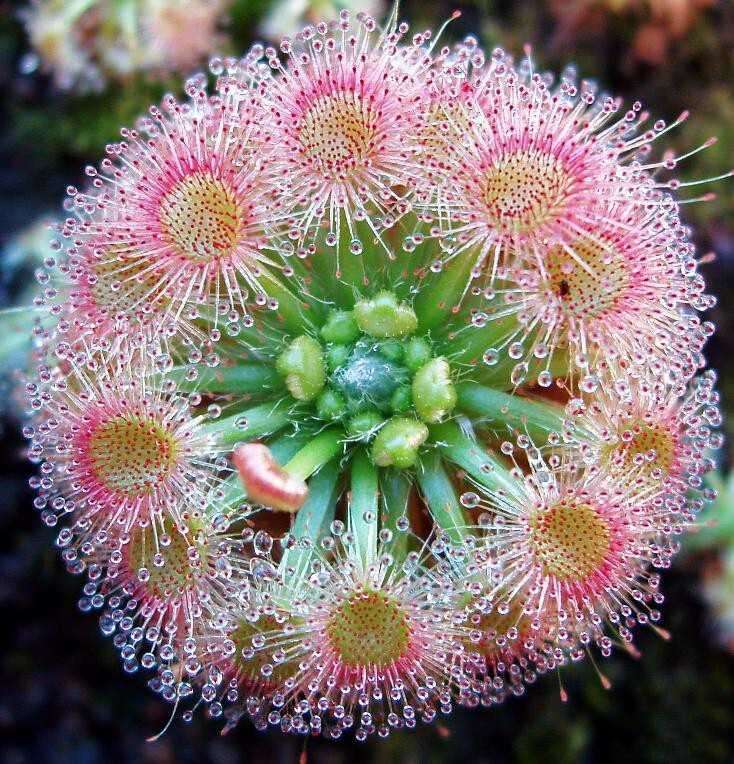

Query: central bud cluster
[{"left": 275, "top": 291, "right": 458, "bottom": 469}]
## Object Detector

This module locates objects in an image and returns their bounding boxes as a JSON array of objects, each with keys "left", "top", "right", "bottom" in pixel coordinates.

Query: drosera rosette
[
  {"left": 243, "top": 7, "right": 448, "bottom": 266},
  {"left": 43, "top": 72, "right": 289, "bottom": 356},
  {"left": 79, "top": 498, "right": 247, "bottom": 679},
  {"left": 564, "top": 370, "right": 722, "bottom": 508},
  {"left": 258, "top": 0, "right": 388, "bottom": 42},
  {"left": 413, "top": 44, "right": 727, "bottom": 278},
  {"left": 16, "top": 2, "right": 728, "bottom": 744},
  {"left": 410, "top": 46, "right": 724, "bottom": 389},
  {"left": 461, "top": 201, "right": 715, "bottom": 390},
  {"left": 459, "top": 438, "right": 686, "bottom": 691},
  {"left": 24, "top": 340, "right": 233, "bottom": 567},
  {"left": 195, "top": 510, "right": 482, "bottom": 740},
  {"left": 155, "top": 579, "right": 297, "bottom": 732},
  {"left": 453, "top": 578, "right": 566, "bottom": 708}
]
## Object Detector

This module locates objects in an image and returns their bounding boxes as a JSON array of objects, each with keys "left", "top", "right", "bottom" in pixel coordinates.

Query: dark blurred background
[{"left": 2, "top": 1, "right": 734, "bottom": 762}]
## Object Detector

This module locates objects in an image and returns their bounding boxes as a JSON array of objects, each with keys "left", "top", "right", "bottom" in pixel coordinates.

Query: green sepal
[
  {"left": 404, "top": 336, "right": 432, "bottom": 372},
  {"left": 354, "top": 291, "right": 418, "bottom": 338},
  {"left": 316, "top": 388, "right": 348, "bottom": 421},
  {"left": 320, "top": 309, "right": 360, "bottom": 344},
  {"left": 371, "top": 417, "right": 429, "bottom": 469},
  {"left": 276, "top": 334, "right": 326, "bottom": 402},
  {"left": 390, "top": 385, "right": 413, "bottom": 413},
  {"left": 326, "top": 344, "right": 351, "bottom": 373},
  {"left": 346, "top": 410, "right": 385, "bottom": 439},
  {"left": 378, "top": 339, "right": 405, "bottom": 363},
  {"left": 430, "top": 420, "right": 516, "bottom": 494},
  {"left": 412, "top": 357, "right": 457, "bottom": 423}
]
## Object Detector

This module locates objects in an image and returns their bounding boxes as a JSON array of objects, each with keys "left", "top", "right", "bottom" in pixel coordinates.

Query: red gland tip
[
  {"left": 233, "top": 442, "right": 308, "bottom": 513},
  {"left": 451, "top": 10, "right": 462, "bottom": 19},
  {"left": 700, "top": 251, "right": 717, "bottom": 265},
  {"left": 436, "top": 723, "right": 452, "bottom": 739},
  {"left": 625, "top": 644, "right": 642, "bottom": 660}
]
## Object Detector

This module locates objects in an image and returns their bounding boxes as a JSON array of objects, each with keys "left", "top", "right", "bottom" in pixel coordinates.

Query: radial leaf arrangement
[{"left": 23, "top": 8, "right": 728, "bottom": 742}]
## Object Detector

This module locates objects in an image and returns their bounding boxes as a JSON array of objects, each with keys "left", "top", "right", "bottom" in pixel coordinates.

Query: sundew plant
[{"left": 22, "top": 6, "right": 729, "bottom": 742}]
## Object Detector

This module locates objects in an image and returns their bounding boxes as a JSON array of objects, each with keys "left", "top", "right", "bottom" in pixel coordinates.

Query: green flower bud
[
  {"left": 404, "top": 336, "right": 433, "bottom": 372},
  {"left": 412, "top": 357, "right": 457, "bottom": 423},
  {"left": 378, "top": 339, "right": 405, "bottom": 363},
  {"left": 316, "top": 388, "right": 347, "bottom": 420},
  {"left": 326, "top": 344, "right": 351, "bottom": 373},
  {"left": 346, "top": 410, "right": 384, "bottom": 439},
  {"left": 354, "top": 291, "right": 418, "bottom": 338},
  {"left": 390, "top": 385, "right": 412, "bottom": 413},
  {"left": 320, "top": 309, "right": 361, "bottom": 344},
  {"left": 276, "top": 335, "right": 326, "bottom": 402},
  {"left": 332, "top": 345, "right": 408, "bottom": 414},
  {"left": 371, "top": 417, "right": 429, "bottom": 469}
]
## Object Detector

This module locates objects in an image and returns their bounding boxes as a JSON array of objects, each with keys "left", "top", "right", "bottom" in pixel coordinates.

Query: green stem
[
  {"left": 417, "top": 451, "right": 468, "bottom": 543},
  {"left": 456, "top": 382, "right": 567, "bottom": 443},
  {"left": 202, "top": 400, "right": 293, "bottom": 446},
  {"left": 430, "top": 421, "right": 516, "bottom": 494},
  {"left": 380, "top": 468, "right": 412, "bottom": 563},
  {"left": 165, "top": 364, "right": 282, "bottom": 395},
  {"left": 349, "top": 449, "right": 379, "bottom": 569},
  {"left": 284, "top": 428, "right": 344, "bottom": 481},
  {"left": 268, "top": 430, "right": 313, "bottom": 464},
  {"left": 281, "top": 459, "right": 342, "bottom": 578}
]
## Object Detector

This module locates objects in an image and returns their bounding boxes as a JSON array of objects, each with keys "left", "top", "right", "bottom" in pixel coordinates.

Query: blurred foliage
[{"left": 2, "top": 0, "right": 734, "bottom": 762}]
